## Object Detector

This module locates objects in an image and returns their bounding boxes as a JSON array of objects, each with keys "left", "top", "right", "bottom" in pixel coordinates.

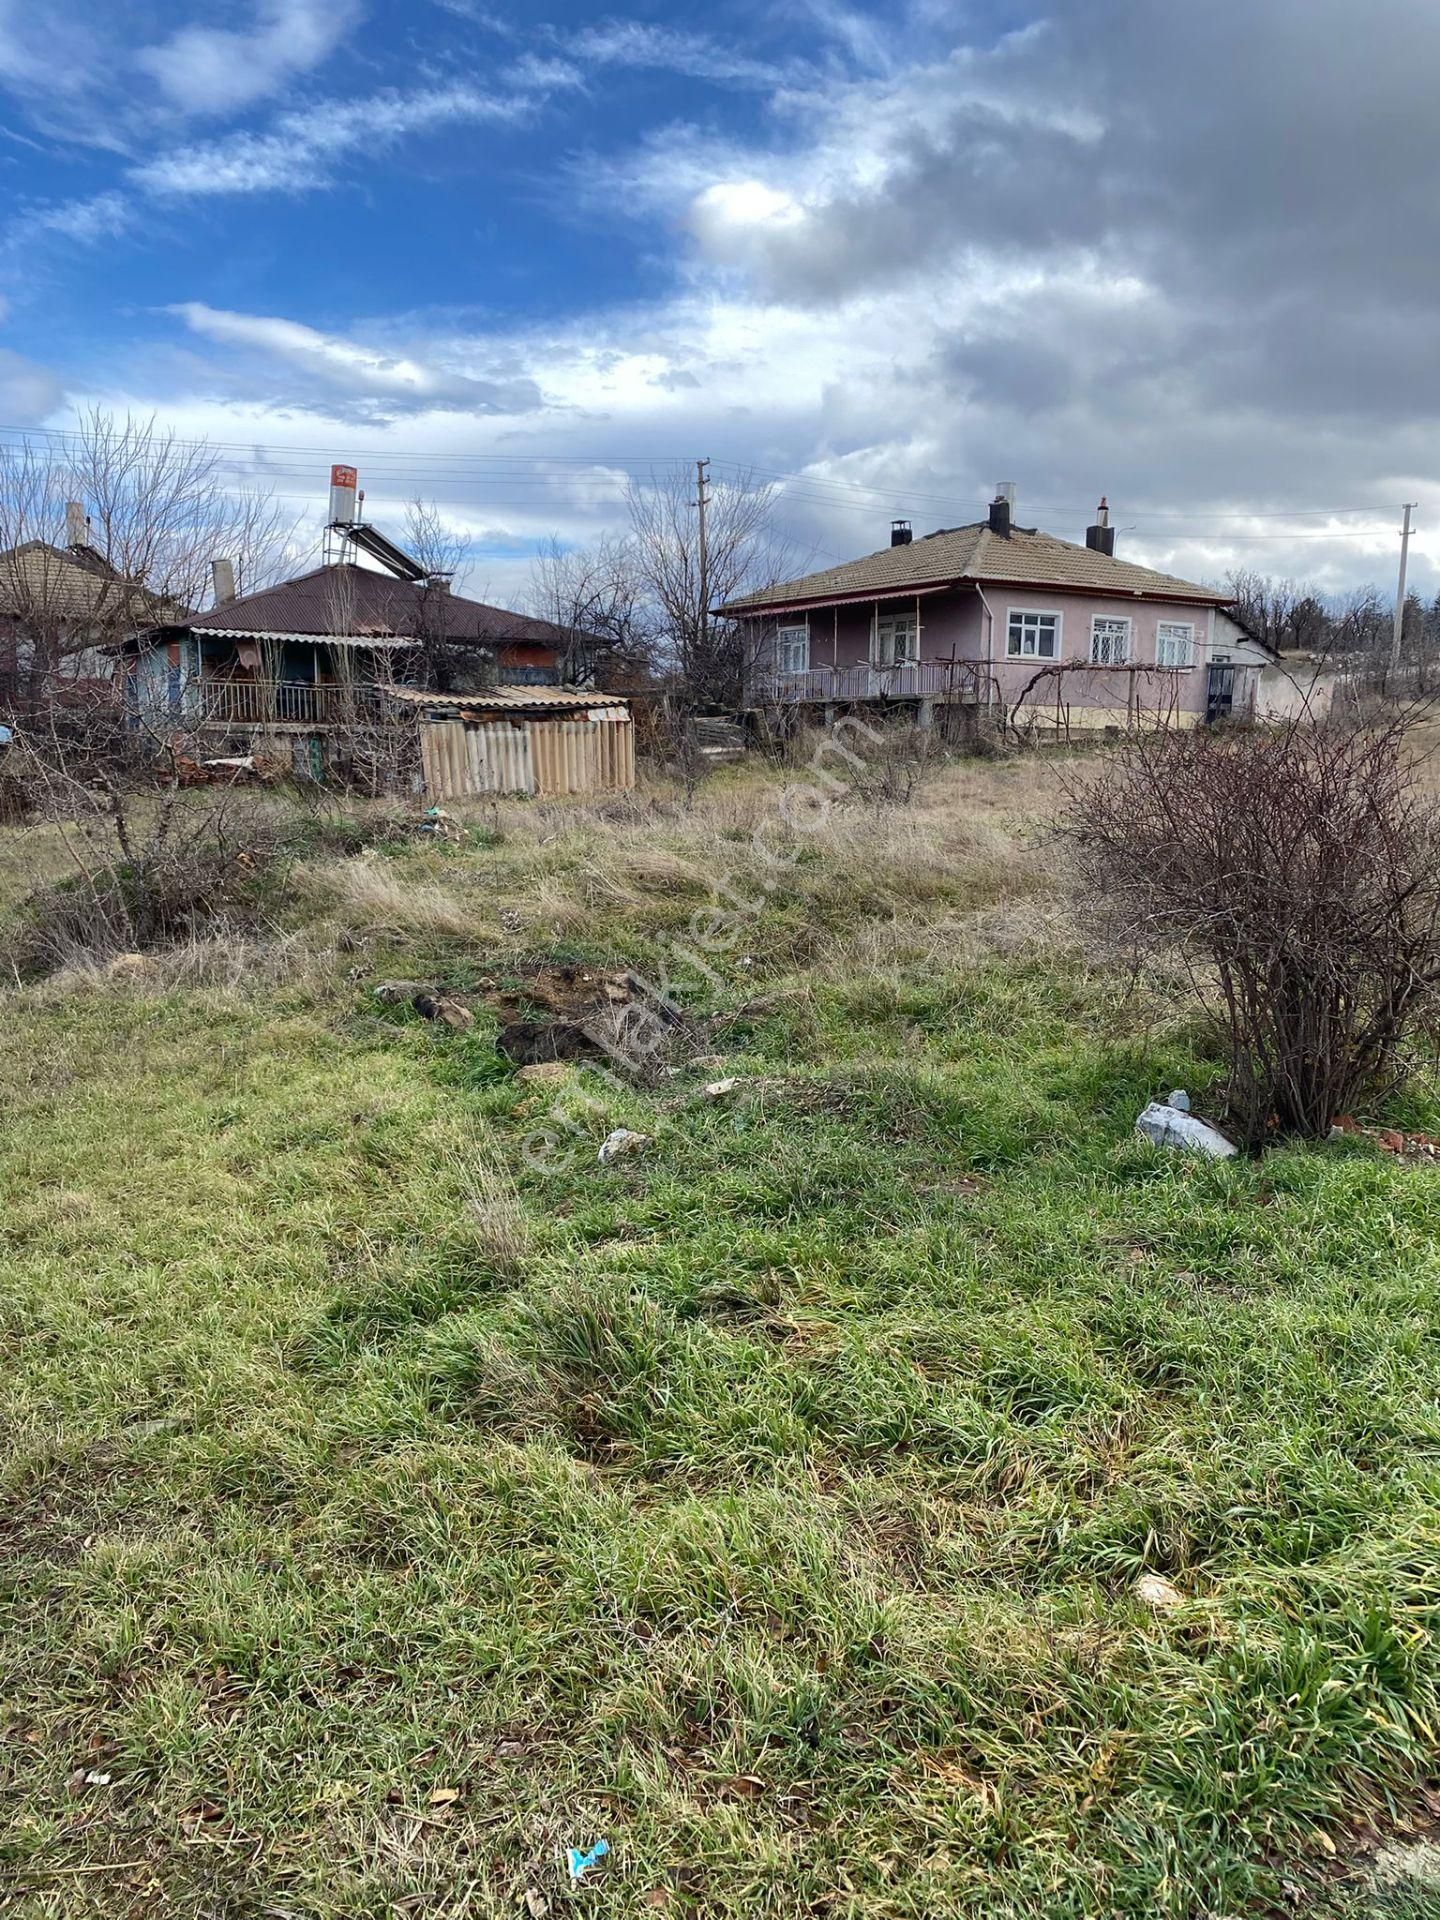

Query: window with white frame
[
  {"left": 872, "top": 609, "right": 919, "bottom": 667},
  {"left": 1006, "top": 609, "right": 1060, "bottom": 660},
  {"left": 775, "top": 622, "right": 809, "bottom": 675},
  {"left": 1156, "top": 620, "right": 1196, "bottom": 669},
  {"left": 1090, "top": 615, "right": 1130, "bottom": 666}
]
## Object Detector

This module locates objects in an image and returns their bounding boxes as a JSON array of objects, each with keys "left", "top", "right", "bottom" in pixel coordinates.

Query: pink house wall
[
  {"left": 778, "top": 585, "right": 1224, "bottom": 717},
  {"left": 973, "top": 587, "right": 1221, "bottom": 719}
]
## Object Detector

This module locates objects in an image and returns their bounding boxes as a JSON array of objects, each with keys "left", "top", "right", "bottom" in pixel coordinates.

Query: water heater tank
[{"left": 328, "top": 463, "right": 359, "bottom": 525}]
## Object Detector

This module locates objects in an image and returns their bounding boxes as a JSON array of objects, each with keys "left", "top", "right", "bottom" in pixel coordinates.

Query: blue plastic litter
[{"left": 566, "top": 1840, "right": 610, "bottom": 1882}]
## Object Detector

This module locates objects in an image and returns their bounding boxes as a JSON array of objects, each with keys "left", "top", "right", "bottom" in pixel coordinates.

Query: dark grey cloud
[{"left": 656, "top": 0, "right": 1440, "bottom": 588}]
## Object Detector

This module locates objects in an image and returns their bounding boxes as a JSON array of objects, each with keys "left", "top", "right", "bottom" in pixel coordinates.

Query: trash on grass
[
  {"left": 704, "top": 1078, "right": 741, "bottom": 1099},
  {"left": 1134, "top": 1572, "right": 1186, "bottom": 1611},
  {"left": 566, "top": 1839, "right": 610, "bottom": 1883},
  {"left": 599, "top": 1128, "right": 651, "bottom": 1164},
  {"left": 1135, "top": 1100, "right": 1237, "bottom": 1159}
]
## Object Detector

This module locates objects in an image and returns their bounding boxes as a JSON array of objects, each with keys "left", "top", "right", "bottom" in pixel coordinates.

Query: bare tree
[
  {"left": 399, "top": 495, "right": 490, "bottom": 693},
  {"left": 0, "top": 410, "right": 295, "bottom": 716},
  {"left": 402, "top": 496, "right": 470, "bottom": 594},
  {"left": 529, "top": 531, "right": 652, "bottom": 685},
  {"left": 626, "top": 466, "right": 798, "bottom": 709}
]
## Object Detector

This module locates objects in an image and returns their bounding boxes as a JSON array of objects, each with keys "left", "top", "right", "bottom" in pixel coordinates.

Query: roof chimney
[
  {"left": 1085, "top": 496, "right": 1116, "bottom": 557},
  {"left": 65, "top": 501, "right": 89, "bottom": 550},
  {"left": 988, "top": 485, "right": 1013, "bottom": 537},
  {"left": 211, "top": 557, "right": 236, "bottom": 606},
  {"left": 891, "top": 518, "right": 913, "bottom": 547}
]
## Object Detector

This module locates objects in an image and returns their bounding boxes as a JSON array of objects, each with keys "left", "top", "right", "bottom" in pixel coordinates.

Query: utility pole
[
  {"left": 696, "top": 457, "right": 711, "bottom": 675},
  {"left": 1391, "top": 501, "right": 1418, "bottom": 680}
]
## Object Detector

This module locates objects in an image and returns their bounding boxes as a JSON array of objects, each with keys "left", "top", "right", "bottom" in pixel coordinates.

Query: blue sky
[{"left": 0, "top": 0, "right": 1436, "bottom": 603}]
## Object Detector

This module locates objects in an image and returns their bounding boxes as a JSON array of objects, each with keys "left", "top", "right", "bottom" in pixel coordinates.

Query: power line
[{"left": 0, "top": 418, "right": 1413, "bottom": 545}]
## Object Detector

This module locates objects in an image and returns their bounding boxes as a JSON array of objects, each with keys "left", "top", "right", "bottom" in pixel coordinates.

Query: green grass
[{"left": 3, "top": 764, "right": 1440, "bottom": 1916}]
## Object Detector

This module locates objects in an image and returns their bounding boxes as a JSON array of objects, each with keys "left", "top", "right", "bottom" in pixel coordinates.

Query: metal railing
[
  {"left": 747, "top": 659, "right": 984, "bottom": 704},
  {"left": 194, "top": 679, "right": 390, "bottom": 727}
]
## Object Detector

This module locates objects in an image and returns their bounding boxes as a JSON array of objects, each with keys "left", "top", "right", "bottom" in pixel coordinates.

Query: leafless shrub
[
  {"left": 831, "top": 718, "right": 941, "bottom": 808},
  {"left": 1060, "top": 704, "right": 1440, "bottom": 1144},
  {"left": 1, "top": 705, "right": 288, "bottom": 977}
]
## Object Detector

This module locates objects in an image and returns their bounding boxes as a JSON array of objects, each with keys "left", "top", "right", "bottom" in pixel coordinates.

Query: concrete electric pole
[
  {"left": 696, "top": 457, "right": 711, "bottom": 668},
  {"left": 1391, "top": 501, "right": 1418, "bottom": 679}
]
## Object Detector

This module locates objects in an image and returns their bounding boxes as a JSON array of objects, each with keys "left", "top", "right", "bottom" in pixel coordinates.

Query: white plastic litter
[{"left": 1135, "top": 1101, "right": 1237, "bottom": 1159}]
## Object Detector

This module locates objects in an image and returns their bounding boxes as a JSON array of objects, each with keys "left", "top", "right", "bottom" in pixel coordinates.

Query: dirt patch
[
  {"left": 495, "top": 1018, "right": 602, "bottom": 1066},
  {"left": 488, "top": 962, "right": 684, "bottom": 1070}
]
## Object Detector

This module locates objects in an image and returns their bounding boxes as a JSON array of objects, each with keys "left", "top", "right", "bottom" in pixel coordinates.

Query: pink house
[{"left": 723, "top": 491, "right": 1271, "bottom": 731}]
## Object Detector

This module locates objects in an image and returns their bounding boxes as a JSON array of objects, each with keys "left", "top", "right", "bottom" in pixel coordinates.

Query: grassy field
[{"left": 4, "top": 755, "right": 1440, "bottom": 1917}]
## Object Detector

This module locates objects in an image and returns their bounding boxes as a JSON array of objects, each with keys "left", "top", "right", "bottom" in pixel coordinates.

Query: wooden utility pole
[
  {"left": 696, "top": 457, "right": 710, "bottom": 669},
  {"left": 1391, "top": 501, "right": 1418, "bottom": 679}
]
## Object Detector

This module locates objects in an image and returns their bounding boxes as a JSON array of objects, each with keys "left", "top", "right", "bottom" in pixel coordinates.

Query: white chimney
[
  {"left": 65, "top": 501, "right": 89, "bottom": 549},
  {"left": 995, "top": 481, "right": 1017, "bottom": 511},
  {"left": 211, "top": 557, "right": 236, "bottom": 606}
]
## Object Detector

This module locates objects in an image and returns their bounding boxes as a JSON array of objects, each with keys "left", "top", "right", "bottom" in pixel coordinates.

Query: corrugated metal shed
[{"left": 408, "top": 686, "right": 635, "bottom": 799}]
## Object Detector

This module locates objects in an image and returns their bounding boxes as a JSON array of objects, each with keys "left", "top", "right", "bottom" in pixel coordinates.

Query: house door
[{"left": 1206, "top": 662, "right": 1236, "bottom": 723}]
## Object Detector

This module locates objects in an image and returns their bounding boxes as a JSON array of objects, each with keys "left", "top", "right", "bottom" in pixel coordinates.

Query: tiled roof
[
  {"left": 389, "top": 685, "right": 629, "bottom": 714},
  {"left": 163, "top": 564, "right": 571, "bottom": 649},
  {"left": 722, "top": 522, "right": 1233, "bottom": 613}
]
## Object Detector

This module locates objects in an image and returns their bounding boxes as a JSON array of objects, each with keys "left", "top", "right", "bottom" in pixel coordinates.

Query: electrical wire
[{"left": 0, "top": 419, "right": 1409, "bottom": 541}]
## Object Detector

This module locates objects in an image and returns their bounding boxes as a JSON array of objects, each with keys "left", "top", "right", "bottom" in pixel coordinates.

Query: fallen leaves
[
  {"left": 716, "top": 1773, "right": 767, "bottom": 1801},
  {"left": 1331, "top": 1114, "right": 1440, "bottom": 1159}
]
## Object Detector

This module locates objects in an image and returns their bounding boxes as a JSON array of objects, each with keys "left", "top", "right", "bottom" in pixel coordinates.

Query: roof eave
[{"left": 718, "top": 577, "right": 966, "bottom": 618}]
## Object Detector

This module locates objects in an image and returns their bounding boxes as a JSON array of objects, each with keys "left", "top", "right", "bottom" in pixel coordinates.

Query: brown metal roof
[
  {"left": 389, "top": 685, "right": 630, "bottom": 715},
  {"left": 722, "top": 522, "right": 1234, "bottom": 614},
  {"left": 165, "top": 564, "right": 572, "bottom": 650}
]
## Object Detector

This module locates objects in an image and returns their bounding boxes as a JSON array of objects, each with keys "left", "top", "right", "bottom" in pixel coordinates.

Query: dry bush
[
  {"left": 1061, "top": 705, "right": 1440, "bottom": 1144},
  {"left": 1, "top": 723, "right": 292, "bottom": 978},
  {"left": 825, "top": 717, "right": 941, "bottom": 808}
]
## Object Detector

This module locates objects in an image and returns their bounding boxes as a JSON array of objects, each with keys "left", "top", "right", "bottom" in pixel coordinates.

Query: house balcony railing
[
  {"left": 747, "top": 659, "right": 986, "bottom": 705},
  {"left": 194, "top": 678, "right": 395, "bottom": 728}
]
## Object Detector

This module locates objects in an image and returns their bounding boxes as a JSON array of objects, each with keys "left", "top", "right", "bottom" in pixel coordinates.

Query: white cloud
[
  {"left": 5, "top": 190, "right": 131, "bottom": 249},
  {"left": 167, "top": 301, "right": 542, "bottom": 419},
  {"left": 569, "top": 20, "right": 796, "bottom": 89},
  {"left": 132, "top": 81, "right": 529, "bottom": 198},
  {"left": 688, "top": 180, "right": 806, "bottom": 262},
  {"left": 136, "top": 0, "right": 351, "bottom": 116}
]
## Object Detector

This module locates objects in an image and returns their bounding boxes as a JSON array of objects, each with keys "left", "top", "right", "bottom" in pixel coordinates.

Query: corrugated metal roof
[
  {"left": 177, "top": 563, "right": 578, "bottom": 648},
  {"left": 192, "top": 628, "right": 418, "bottom": 649},
  {"left": 721, "top": 522, "right": 1233, "bottom": 614},
  {"left": 389, "top": 684, "right": 629, "bottom": 714}
]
